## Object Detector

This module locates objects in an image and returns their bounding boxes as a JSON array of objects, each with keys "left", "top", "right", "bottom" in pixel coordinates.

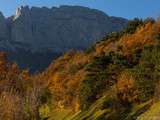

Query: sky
[{"left": 0, "top": 0, "right": 160, "bottom": 19}]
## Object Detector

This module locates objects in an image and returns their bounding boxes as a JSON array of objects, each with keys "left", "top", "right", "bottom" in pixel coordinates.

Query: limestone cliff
[{"left": 0, "top": 5, "right": 128, "bottom": 71}]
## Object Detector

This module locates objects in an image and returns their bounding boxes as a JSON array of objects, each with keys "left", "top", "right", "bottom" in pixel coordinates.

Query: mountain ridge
[
  {"left": 0, "top": 5, "right": 128, "bottom": 72},
  {"left": 0, "top": 5, "right": 128, "bottom": 52}
]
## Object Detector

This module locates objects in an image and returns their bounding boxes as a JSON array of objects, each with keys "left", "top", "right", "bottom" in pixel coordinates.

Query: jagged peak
[
  {"left": 0, "top": 11, "right": 5, "bottom": 20},
  {"left": 14, "top": 5, "right": 30, "bottom": 20},
  {"left": 13, "top": 5, "right": 110, "bottom": 19}
]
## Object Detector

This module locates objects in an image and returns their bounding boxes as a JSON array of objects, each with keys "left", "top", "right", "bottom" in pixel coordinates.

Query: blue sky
[{"left": 0, "top": 0, "right": 160, "bottom": 19}]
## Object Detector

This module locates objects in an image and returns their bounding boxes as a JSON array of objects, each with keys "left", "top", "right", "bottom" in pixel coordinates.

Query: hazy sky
[{"left": 0, "top": 0, "right": 160, "bottom": 19}]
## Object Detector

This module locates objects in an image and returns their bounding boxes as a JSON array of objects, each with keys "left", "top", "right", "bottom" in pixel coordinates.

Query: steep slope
[
  {"left": 10, "top": 6, "right": 127, "bottom": 52},
  {"left": 67, "top": 96, "right": 151, "bottom": 120},
  {"left": 137, "top": 102, "right": 160, "bottom": 120},
  {"left": 0, "top": 17, "right": 160, "bottom": 120},
  {"left": 0, "top": 5, "right": 128, "bottom": 72},
  {"left": 41, "top": 18, "right": 160, "bottom": 120}
]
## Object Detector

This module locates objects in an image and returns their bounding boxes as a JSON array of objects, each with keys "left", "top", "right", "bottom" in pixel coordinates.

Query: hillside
[
  {"left": 0, "top": 18, "right": 160, "bottom": 120},
  {"left": 41, "top": 18, "right": 160, "bottom": 119},
  {"left": 0, "top": 5, "right": 127, "bottom": 72}
]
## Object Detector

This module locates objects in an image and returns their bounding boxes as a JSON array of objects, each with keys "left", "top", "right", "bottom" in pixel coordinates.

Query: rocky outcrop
[
  {"left": 0, "top": 12, "right": 8, "bottom": 41},
  {"left": 8, "top": 5, "right": 128, "bottom": 52},
  {"left": 0, "top": 12, "right": 15, "bottom": 51},
  {"left": 0, "top": 5, "right": 128, "bottom": 72}
]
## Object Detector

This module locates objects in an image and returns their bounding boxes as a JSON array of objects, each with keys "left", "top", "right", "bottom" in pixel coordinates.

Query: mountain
[
  {"left": 0, "top": 16, "right": 159, "bottom": 120},
  {"left": 0, "top": 5, "right": 128, "bottom": 72}
]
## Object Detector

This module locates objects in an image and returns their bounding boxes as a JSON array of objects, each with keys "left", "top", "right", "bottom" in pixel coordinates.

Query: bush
[
  {"left": 80, "top": 55, "right": 111, "bottom": 109},
  {"left": 123, "top": 18, "right": 144, "bottom": 34},
  {"left": 131, "top": 44, "right": 160, "bottom": 102},
  {"left": 85, "top": 45, "right": 95, "bottom": 54},
  {"left": 80, "top": 52, "right": 130, "bottom": 109}
]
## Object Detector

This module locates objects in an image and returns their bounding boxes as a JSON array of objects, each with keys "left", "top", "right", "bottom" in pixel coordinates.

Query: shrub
[
  {"left": 131, "top": 44, "right": 160, "bottom": 102},
  {"left": 116, "top": 71, "right": 138, "bottom": 105},
  {"left": 80, "top": 55, "right": 111, "bottom": 109},
  {"left": 123, "top": 18, "right": 144, "bottom": 34},
  {"left": 80, "top": 52, "right": 130, "bottom": 109},
  {"left": 85, "top": 45, "right": 95, "bottom": 54}
]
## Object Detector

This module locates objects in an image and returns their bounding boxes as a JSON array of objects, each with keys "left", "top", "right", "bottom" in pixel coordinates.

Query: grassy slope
[
  {"left": 137, "top": 102, "right": 160, "bottom": 120},
  {"left": 47, "top": 95, "right": 151, "bottom": 120}
]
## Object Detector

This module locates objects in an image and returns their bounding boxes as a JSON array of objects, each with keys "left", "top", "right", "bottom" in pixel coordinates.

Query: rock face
[
  {"left": 0, "top": 12, "right": 13, "bottom": 51},
  {"left": 0, "top": 12, "right": 8, "bottom": 40},
  {"left": 9, "top": 5, "right": 127, "bottom": 52},
  {"left": 0, "top": 5, "right": 128, "bottom": 72}
]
